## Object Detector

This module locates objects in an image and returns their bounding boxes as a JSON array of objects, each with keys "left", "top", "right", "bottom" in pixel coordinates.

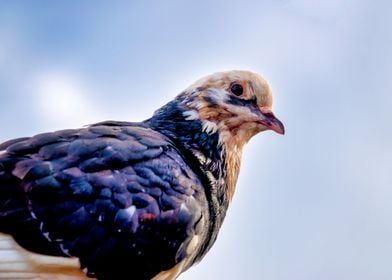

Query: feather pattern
[{"left": 0, "top": 124, "right": 209, "bottom": 280}]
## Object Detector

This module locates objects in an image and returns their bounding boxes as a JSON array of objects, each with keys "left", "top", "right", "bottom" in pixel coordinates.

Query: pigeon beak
[{"left": 258, "top": 107, "right": 285, "bottom": 135}]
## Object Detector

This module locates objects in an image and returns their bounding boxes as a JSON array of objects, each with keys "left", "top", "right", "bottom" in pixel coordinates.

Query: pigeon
[{"left": 0, "top": 70, "right": 284, "bottom": 280}]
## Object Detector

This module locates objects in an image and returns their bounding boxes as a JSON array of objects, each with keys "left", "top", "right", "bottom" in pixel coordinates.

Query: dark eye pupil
[{"left": 231, "top": 84, "right": 243, "bottom": 96}]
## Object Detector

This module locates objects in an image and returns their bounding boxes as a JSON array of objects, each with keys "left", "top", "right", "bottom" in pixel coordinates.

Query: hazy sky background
[{"left": 0, "top": 1, "right": 391, "bottom": 279}]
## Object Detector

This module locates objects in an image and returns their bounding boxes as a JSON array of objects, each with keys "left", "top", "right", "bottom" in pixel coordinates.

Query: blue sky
[{"left": 0, "top": 1, "right": 391, "bottom": 279}]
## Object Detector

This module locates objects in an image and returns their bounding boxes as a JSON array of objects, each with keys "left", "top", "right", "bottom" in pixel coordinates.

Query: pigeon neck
[
  {"left": 148, "top": 100, "right": 231, "bottom": 193},
  {"left": 146, "top": 100, "right": 227, "bottom": 186},
  {"left": 146, "top": 99, "right": 233, "bottom": 261}
]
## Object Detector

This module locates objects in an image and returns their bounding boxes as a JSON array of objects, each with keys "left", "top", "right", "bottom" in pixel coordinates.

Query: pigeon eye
[{"left": 230, "top": 83, "right": 243, "bottom": 96}]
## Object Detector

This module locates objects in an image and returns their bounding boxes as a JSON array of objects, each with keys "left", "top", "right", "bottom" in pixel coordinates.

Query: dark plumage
[{"left": 0, "top": 70, "right": 284, "bottom": 280}]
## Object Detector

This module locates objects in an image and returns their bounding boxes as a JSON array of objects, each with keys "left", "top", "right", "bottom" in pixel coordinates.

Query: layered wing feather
[{"left": 0, "top": 123, "right": 208, "bottom": 280}]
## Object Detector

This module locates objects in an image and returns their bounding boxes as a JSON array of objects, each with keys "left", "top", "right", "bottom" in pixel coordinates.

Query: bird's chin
[{"left": 224, "top": 122, "right": 263, "bottom": 145}]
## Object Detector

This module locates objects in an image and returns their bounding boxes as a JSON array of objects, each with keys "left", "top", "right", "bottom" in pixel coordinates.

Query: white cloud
[{"left": 31, "top": 71, "right": 100, "bottom": 130}]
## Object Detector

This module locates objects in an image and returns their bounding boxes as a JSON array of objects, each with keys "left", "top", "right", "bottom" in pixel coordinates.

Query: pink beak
[{"left": 258, "top": 107, "right": 285, "bottom": 135}]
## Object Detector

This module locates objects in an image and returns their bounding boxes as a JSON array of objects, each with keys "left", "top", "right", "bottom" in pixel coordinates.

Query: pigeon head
[
  {"left": 148, "top": 70, "right": 284, "bottom": 201},
  {"left": 180, "top": 70, "right": 284, "bottom": 147}
]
